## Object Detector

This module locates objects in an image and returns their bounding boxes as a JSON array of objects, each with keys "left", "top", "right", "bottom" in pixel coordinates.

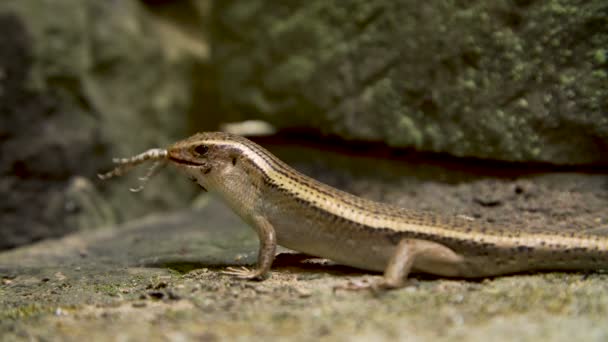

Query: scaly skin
[{"left": 100, "top": 132, "right": 608, "bottom": 289}]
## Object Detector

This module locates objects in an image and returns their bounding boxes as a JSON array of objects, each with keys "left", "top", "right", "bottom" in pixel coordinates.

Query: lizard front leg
[{"left": 223, "top": 215, "right": 276, "bottom": 280}]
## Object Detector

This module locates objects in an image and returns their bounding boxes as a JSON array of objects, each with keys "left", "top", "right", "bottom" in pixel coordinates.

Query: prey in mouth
[
  {"left": 98, "top": 144, "right": 211, "bottom": 192},
  {"left": 98, "top": 148, "right": 169, "bottom": 192}
]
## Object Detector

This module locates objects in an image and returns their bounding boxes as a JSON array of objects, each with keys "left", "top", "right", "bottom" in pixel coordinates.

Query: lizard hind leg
[
  {"left": 339, "top": 239, "right": 464, "bottom": 291},
  {"left": 380, "top": 239, "right": 465, "bottom": 289}
]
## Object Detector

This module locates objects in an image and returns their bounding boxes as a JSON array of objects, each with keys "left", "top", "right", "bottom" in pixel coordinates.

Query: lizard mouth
[
  {"left": 168, "top": 152, "right": 210, "bottom": 192},
  {"left": 169, "top": 156, "right": 203, "bottom": 167}
]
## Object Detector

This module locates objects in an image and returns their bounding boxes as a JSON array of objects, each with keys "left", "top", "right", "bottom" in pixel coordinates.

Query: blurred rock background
[
  {"left": 0, "top": 0, "right": 213, "bottom": 249},
  {"left": 0, "top": 0, "right": 606, "bottom": 250}
]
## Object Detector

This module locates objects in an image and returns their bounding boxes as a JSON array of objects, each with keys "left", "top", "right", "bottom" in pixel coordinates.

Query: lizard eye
[{"left": 193, "top": 145, "right": 209, "bottom": 156}]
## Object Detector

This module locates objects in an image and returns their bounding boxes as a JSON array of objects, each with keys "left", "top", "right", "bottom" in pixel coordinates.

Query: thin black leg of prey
[{"left": 222, "top": 215, "right": 277, "bottom": 280}]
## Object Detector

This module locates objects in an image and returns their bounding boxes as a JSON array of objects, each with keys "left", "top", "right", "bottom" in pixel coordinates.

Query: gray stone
[
  {"left": 1, "top": 159, "right": 608, "bottom": 340},
  {"left": 212, "top": 0, "right": 608, "bottom": 164},
  {"left": 0, "top": 198, "right": 257, "bottom": 270},
  {"left": 0, "top": 0, "right": 209, "bottom": 249}
]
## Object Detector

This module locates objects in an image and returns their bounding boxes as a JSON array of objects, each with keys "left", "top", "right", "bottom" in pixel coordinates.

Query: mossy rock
[{"left": 212, "top": 0, "right": 608, "bottom": 164}]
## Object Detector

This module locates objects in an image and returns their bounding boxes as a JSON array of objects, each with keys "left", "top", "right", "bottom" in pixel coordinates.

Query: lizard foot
[
  {"left": 333, "top": 278, "right": 406, "bottom": 293},
  {"left": 221, "top": 266, "right": 266, "bottom": 280}
]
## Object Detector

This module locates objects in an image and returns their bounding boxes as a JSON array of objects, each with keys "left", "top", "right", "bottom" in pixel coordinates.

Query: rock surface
[
  {"left": 212, "top": 0, "right": 608, "bottom": 164},
  {"left": 0, "top": 0, "right": 211, "bottom": 249},
  {"left": 2, "top": 1, "right": 608, "bottom": 336},
  {"left": 2, "top": 144, "right": 608, "bottom": 340}
]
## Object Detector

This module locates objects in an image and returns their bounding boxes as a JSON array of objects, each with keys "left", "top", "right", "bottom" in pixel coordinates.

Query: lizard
[{"left": 98, "top": 132, "right": 608, "bottom": 289}]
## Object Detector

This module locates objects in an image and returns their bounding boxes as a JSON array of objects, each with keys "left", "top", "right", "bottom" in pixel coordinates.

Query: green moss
[
  {"left": 214, "top": 0, "right": 608, "bottom": 164},
  {"left": 594, "top": 49, "right": 606, "bottom": 64},
  {"left": 266, "top": 56, "right": 315, "bottom": 90},
  {"left": 461, "top": 79, "right": 477, "bottom": 90},
  {"left": 94, "top": 283, "right": 122, "bottom": 297},
  {"left": 559, "top": 73, "right": 575, "bottom": 85},
  {"left": 162, "top": 262, "right": 206, "bottom": 275},
  {"left": 0, "top": 303, "right": 53, "bottom": 320}
]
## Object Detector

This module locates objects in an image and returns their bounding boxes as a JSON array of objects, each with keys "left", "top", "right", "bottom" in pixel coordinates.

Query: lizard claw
[
  {"left": 221, "top": 266, "right": 265, "bottom": 280},
  {"left": 333, "top": 279, "right": 375, "bottom": 292},
  {"left": 333, "top": 278, "right": 402, "bottom": 293}
]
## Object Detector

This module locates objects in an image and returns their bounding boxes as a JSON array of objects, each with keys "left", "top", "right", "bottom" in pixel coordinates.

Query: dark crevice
[{"left": 249, "top": 128, "right": 608, "bottom": 176}]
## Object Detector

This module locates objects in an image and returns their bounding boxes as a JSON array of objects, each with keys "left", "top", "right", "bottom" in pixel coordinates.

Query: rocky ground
[{"left": 2, "top": 143, "right": 608, "bottom": 341}]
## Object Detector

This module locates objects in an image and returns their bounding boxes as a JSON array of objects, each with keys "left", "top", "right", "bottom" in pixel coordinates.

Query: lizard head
[
  {"left": 167, "top": 132, "right": 266, "bottom": 194},
  {"left": 99, "top": 131, "right": 268, "bottom": 196}
]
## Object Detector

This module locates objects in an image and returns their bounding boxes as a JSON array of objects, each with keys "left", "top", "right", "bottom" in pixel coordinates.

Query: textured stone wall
[{"left": 212, "top": 0, "right": 608, "bottom": 164}]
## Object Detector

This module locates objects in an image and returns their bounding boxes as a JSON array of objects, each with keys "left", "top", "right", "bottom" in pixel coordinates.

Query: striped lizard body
[{"left": 99, "top": 132, "right": 608, "bottom": 289}]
